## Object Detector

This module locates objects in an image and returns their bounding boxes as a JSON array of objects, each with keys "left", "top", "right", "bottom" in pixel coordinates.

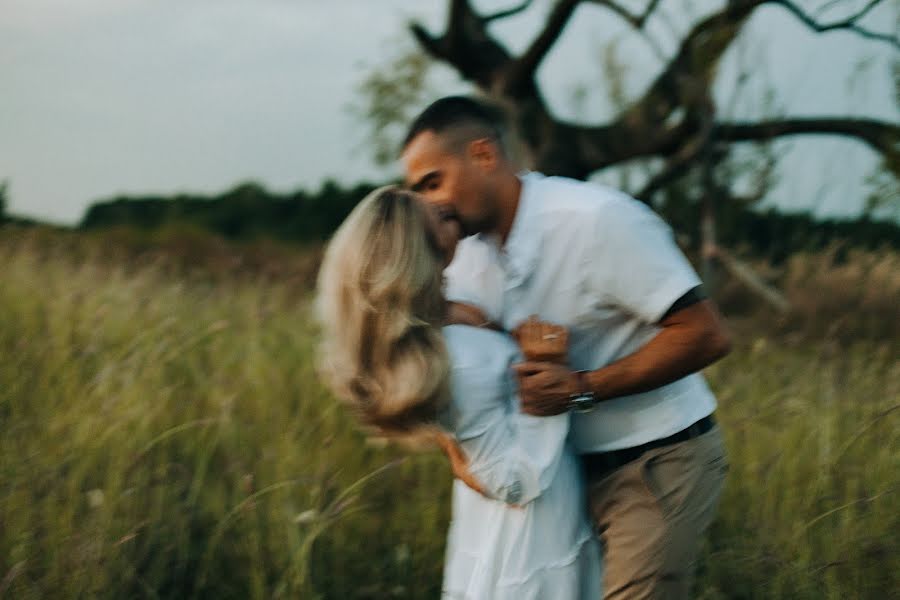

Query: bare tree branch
[
  {"left": 448, "top": 0, "right": 472, "bottom": 31},
  {"left": 717, "top": 246, "right": 791, "bottom": 313},
  {"left": 559, "top": 113, "right": 899, "bottom": 179},
  {"left": 769, "top": 0, "right": 899, "bottom": 49},
  {"left": 404, "top": 0, "right": 899, "bottom": 186},
  {"left": 714, "top": 118, "right": 900, "bottom": 158},
  {"left": 638, "top": 95, "right": 716, "bottom": 200},
  {"left": 638, "top": 136, "right": 708, "bottom": 200},
  {"left": 409, "top": 23, "right": 449, "bottom": 61},
  {"left": 445, "top": 0, "right": 480, "bottom": 48},
  {"left": 814, "top": 0, "right": 852, "bottom": 18},
  {"left": 807, "top": 0, "right": 884, "bottom": 24},
  {"left": 623, "top": 0, "right": 894, "bottom": 135},
  {"left": 408, "top": 0, "right": 516, "bottom": 87},
  {"left": 506, "top": 0, "right": 581, "bottom": 93},
  {"left": 835, "top": 0, "right": 883, "bottom": 22},
  {"left": 587, "top": 0, "right": 664, "bottom": 28},
  {"left": 620, "top": 0, "right": 763, "bottom": 134},
  {"left": 483, "top": 0, "right": 535, "bottom": 22},
  {"left": 586, "top": 0, "right": 669, "bottom": 60}
]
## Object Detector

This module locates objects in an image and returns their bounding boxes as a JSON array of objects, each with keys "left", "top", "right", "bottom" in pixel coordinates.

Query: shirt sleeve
[
  {"left": 588, "top": 197, "right": 702, "bottom": 323},
  {"left": 448, "top": 361, "right": 570, "bottom": 507}
]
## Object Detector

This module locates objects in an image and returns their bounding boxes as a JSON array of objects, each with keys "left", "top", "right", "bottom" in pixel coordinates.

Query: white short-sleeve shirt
[{"left": 444, "top": 172, "right": 717, "bottom": 453}]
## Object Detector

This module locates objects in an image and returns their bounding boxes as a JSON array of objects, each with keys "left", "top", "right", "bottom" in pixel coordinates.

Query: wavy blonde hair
[{"left": 315, "top": 186, "right": 450, "bottom": 443}]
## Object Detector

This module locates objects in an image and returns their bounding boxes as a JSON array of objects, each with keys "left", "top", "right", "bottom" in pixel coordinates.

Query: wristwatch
[{"left": 567, "top": 370, "right": 597, "bottom": 413}]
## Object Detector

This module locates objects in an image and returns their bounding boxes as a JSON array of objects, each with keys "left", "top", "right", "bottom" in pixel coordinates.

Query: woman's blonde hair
[{"left": 315, "top": 186, "right": 450, "bottom": 443}]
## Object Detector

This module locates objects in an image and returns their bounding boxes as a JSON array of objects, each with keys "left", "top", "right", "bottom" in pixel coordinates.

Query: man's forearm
[{"left": 583, "top": 300, "right": 731, "bottom": 401}]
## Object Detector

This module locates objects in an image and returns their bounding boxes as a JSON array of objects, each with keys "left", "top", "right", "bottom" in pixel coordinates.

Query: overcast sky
[{"left": 1, "top": 0, "right": 897, "bottom": 225}]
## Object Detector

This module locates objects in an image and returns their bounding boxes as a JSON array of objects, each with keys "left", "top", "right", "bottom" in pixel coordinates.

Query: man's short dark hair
[{"left": 402, "top": 96, "right": 506, "bottom": 153}]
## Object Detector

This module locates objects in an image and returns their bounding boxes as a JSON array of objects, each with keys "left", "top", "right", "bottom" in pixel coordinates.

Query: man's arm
[{"left": 516, "top": 296, "right": 731, "bottom": 417}]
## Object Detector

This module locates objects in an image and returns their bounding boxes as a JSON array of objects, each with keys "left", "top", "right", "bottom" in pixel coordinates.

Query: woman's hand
[
  {"left": 446, "top": 302, "right": 501, "bottom": 331},
  {"left": 432, "top": 430, "right": 488, "bottom": 497},
  {"left": 512, "top": 315, "right": 569, "bottom": 365}
]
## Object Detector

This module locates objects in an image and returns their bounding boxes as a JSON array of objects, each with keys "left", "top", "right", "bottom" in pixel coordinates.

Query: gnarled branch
[
  {"left": 714, "top": 118, "right": 900, "bottom": 160},
  {"left": 483, "top": 0, "right": 535, "bottom": 23},
  {"left": 620, "top": 0, "right": 763, "bottom": 133},
  {"left": 587, "top": 0, "right": 664, "bottom": 29},
  {"left": 506, "top": 0, "right": 581, "bottom": 94},
  {"left": 405, "top": 0, "right": 899, "bottom": 185},
  {"left": 410, "top": 23, "right": 449, "bottom": 61},
  {"left": 585, "top": 0, "right": 669, "bottom": 60},
  {"left": 769, "top": 0, "right": 898, "bottom": 49},
  {"left": 408, "top": 0, "right": 515, "bottom": 87}
]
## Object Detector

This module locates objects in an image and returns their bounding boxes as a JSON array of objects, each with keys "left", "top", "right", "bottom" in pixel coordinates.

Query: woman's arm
[
  {"left": 446, "top": 301, "right": 503, "bottom": 332},
  {"left": 432, "top": 430, "right": 487, "bottom": 497},
  {"left": 448, "top": 359, "right": 570, "bottom": 507}
]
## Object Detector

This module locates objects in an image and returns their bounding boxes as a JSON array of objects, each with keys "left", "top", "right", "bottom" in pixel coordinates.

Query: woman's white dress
[{"left": 439, "top": 325, "right": 601, "bottom": 600}]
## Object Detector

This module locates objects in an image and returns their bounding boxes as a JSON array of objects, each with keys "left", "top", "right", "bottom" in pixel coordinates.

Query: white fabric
[
  {"left": 440, "top": 325, "right": 601, "bottom": 600},
  {"left": 444, "top": 172, "right": 717, "bottom": 453}
]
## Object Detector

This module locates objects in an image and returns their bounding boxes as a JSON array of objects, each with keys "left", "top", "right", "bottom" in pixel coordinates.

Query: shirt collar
[{"left": 477, "top": 171, "right": 543, "bottom": 288}]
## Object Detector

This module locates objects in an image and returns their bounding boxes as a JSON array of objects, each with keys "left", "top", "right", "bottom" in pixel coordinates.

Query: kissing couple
[{"left": 317, "top": 96, "right": 730, "bottom": 600}]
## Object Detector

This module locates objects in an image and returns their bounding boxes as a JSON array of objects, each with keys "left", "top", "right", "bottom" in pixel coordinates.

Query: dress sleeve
[{"left": 448, "top": 361, "right": 571, "bottom": 507}]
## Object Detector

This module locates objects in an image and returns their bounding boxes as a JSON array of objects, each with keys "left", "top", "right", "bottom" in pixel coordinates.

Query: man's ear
[{"left": 468, "top": 138, "right": 499, "bottom": 171}]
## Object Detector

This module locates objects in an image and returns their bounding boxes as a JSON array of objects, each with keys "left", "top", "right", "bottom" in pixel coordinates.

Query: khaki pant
[{"left": 587, "top": 426, "right": 728, "bottom": 600}]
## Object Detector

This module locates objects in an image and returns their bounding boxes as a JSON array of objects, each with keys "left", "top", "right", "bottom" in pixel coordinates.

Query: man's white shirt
[{"left": 444, "top": 171, "right": 717, "bottom": 453}]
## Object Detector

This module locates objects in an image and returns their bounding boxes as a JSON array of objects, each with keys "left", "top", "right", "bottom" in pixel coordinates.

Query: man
[{"left": 402, "top": 96, "right": 731, "bottom": 600}]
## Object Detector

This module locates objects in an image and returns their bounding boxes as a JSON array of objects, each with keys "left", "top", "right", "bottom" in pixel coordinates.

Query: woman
[{"left": 316, "top": 186, "right": 600, "bottom": 599}]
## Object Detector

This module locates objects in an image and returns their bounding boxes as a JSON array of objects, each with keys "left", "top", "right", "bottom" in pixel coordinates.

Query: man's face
[{"left": 402, "top": 130, "right": 496, "bottom": 238}]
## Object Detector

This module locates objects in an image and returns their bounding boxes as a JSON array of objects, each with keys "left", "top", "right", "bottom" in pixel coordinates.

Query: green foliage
[
  {"left": 352, "top": 45, "right": 436, "bottom": 166},
  {"left": 0, "top": 234, "right": 897, "bottom": 599},
  {"left": 80, "top": 180, "right": 382, "bottom": 243}
]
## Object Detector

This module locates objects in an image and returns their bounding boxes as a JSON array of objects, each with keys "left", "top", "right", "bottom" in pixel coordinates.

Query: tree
[
  {"left": 392, "top": 0, "right": 897, "bottom": 184},
  {"left": 359, "top": 0, "right": 899, "bottom": 305}
]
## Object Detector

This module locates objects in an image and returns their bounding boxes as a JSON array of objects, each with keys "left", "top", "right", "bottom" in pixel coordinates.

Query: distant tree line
[
  {"left": 658, "top": 192, "right": 900, "bottom": 263},
  {"left": 78, "top": 179, "right": 899, "bottom": 261},
  {"left": 80, "top": 180, "right": 380, "bottom": 244},
  {"left": 0, "top": 181, "right": 7, "bottom": 225}
]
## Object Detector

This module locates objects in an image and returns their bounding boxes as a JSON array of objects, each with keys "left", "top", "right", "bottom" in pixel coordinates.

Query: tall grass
[{"left": 0, "top": 230, "right": 897, "bottom": 599}]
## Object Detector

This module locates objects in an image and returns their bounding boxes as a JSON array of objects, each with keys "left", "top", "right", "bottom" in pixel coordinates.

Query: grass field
[{"left": 1, "top": 227, "right": 897, "bottom": 599}]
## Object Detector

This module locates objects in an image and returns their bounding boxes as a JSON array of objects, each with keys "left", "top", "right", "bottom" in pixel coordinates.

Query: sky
[{"left": 1, "top": 0, "right": 897, "bottom": 225}]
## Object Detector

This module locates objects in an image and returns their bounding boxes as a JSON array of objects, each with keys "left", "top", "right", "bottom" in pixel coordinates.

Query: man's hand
[{"left": 513, "top": 361, "right": 580, "bottom": 416}]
